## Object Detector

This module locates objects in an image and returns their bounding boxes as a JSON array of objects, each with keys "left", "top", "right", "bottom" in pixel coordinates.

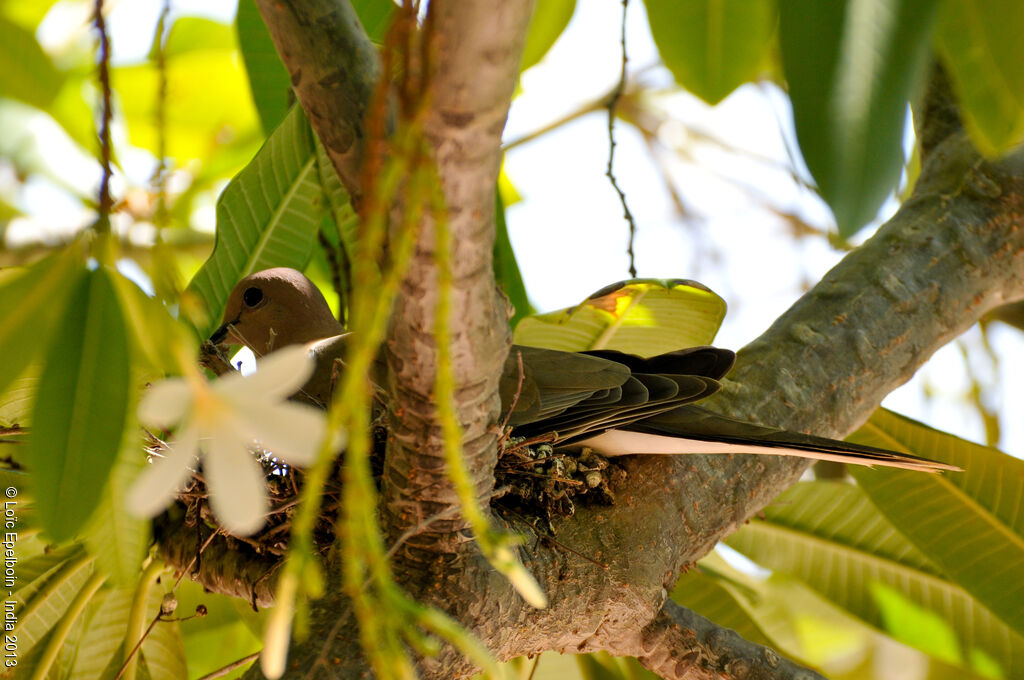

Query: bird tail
[{"left": 578, "top": 406, "right": 960, "bottom": 473}]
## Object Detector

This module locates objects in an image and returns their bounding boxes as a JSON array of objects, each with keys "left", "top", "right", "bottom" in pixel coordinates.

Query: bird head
[{"left": 209, "top": 268, "right": 343, "bottom": 355}]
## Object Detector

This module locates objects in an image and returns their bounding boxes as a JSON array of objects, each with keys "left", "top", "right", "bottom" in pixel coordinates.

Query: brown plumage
[{"left": 209, "top": 268, "right": 959, "bottom": 473}]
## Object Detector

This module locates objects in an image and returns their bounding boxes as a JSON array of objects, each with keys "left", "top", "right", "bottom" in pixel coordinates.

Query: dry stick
[
  {"left": 498, "top": 350, "right": 525, "bottom": 435},
  {"left": 607, "top": 0, "right": 637, "bottom": 278},
  {"left": 93, "top": 0, "right": 113, "bottom": 233}
]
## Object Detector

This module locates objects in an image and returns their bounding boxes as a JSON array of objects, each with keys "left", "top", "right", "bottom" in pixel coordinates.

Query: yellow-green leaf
[
  {"left": 850, "top": 408, "right": 1024, "bottom": 639},
  {"left": 513, "top": 279, "right": 726, "bottom": 356},
  {"left": 935, "top": 0, "right": 1024, "bottom": 156},
  {"left": 644, "top": 0, "right": 775, "bottom": 105},
  {"left": 28, "top": 267, "right": 131, "bottom": 542}
]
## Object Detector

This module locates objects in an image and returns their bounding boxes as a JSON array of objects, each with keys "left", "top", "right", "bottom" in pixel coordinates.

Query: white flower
[{"left": 128, "top": 346, "right": 328, "bottom": 536}]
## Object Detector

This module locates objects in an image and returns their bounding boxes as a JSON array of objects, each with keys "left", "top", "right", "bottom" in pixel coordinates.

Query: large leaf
[
  {"left": 0, "top": 14, "right": 63, "bottom": 110},
  {"left": 28, "top": 267, "right": 131, "bottom": 542},
  {"left": 935, "top": 0, "right": 1024, "bottom": 156},
  {"left": 0, "top": 248, "right": 82, "bottom": 397},
  {"left": 520, "top": 0, "right": 576, "bottom": 72},
  {"left": 13, "top": 546, "right": 93, "bottom": 659},
  {"left": 513, "top": 279, "right": 726, "bottom": 356},
  {"left": 778, "top": 0, "right": 940, "bottom": 237},
  {"left": 726, "top": 481, "right": 1024, "bottom": 677},
  {"left": 644, "top": 0, "right": 775, "bottom": 105},
  {"left": 236, "top": 1, "right": 292, "bottom": 134},
  {"left": 82, "top": 427, "right": 150, "bottom": 586},
  {"left": 56, "top": 587, "right": 135, "bottom": 680},
  {"left": 850, "top": 409, "right": 1024, "bottom": 638},
  {"left": 185, "top": 105, "right": 325, "bottom": 335}
]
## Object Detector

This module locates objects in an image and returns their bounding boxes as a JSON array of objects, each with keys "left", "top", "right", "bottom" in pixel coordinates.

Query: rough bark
[
  {"left": 196, "top": 3, "right": 1024, "bottom": 679},
  {"left": 380, "top": 0, "right": 533, "bottom": 566}
]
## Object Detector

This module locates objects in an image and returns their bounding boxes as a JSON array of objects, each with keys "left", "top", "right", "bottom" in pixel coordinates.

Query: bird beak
[{"left": 208, "top": 319, "right": 237, "bottom": 346}]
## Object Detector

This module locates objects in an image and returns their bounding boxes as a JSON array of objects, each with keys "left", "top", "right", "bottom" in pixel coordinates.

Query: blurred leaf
[
  {"left": 495, "top": 188, "right": 533, "bottom": 327},
  {"left": 236, "top": 1, "right": 292, "bottom": 134},
  {"left": 520, "top": 0, "right": 576, "bottom": 72},
  {"left": 0, "top": 366, "right": 37, "bottom": 429},
  {"left": 352, "top": 0, "right": 396, "bottom": 43},
  {"left": 671, "top": 565, "right": 774, "bottom": 647},
  {"left": 644, "top": 0, "right": 775, "bottom": 105},
  {"left": 870, "top": 581, "right": 963, "bottom": 666},
  {"left": 726, "top": 480, "right": 1024, "bottom": 676},
  {"left": 57, "top": 587, "right": 134, "bottom": 679},
  {"left": 13, "top": 546, "right": 93, "bottom": 659},
  {"left": 0, "top": 247, "right": 83, "bottom": 397},
  {"left": 0, "top": 0, "right": 60, "bottom": 29},
  {"left": 935, "top": 0, "right": 1024, "bottom": 156},
  {"left": 850, "top": 409, "right": 1024, "bottom": 638},
  {"left": 513, "top": 279, "right": 726, "bottom": 356},
  {"left": 115, "top": 30, "right": 261, "bottom": 164},
  {"left": 176, "top": 580, "right": 262, "bottom": 679},
  {"left": 82, "top": 427, "right": 149, "bottom": 586},
  {"left": 576, "top": 652, "right": 628, "bottom": 680},
  {"left": 160, "top": 16, "right": 235, "bottom": 58},
  {"left": 778, "top": 0, "right": 939, "bottom": 237},
  {"left": 0, "top": 14, "right": 63, "bottom": 110},
  {"left": 29, "top": 267, "right": 131, "bottom": 542},
  {"left": 185, "top": 105, "right": 325, "bottom": 335}
]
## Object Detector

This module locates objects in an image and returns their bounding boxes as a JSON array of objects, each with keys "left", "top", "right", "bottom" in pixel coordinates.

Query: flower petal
[
  {"left": 126, "top": 426, "right": 200, "bottom": 517},
  {"left": 223, "top": 346, "right": 315, "bottom": 402},
  {"left": 138, "top": 378, "right": 192, "bottom": 429},
  {"left": 230, "top": 398, "right": 328, "bottom": 467},
  {"left": 205, "top": 433, "right": 268, "bottom": 536}
]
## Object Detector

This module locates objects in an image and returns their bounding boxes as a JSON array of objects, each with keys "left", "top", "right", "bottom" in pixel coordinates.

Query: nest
[{"left": 149, "top": 427, "right": 623, "bottom": 555}]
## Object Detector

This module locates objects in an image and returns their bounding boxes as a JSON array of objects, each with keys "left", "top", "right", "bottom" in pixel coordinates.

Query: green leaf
[
  {"left": 236, "top": 1, "right": 292, "bottom": 134},
  {"left": 0, "top": 14, "right": 63, "bottom": 110},
  {"left": 513, "top": 279, "right": 726, "bottom": 356},
  {"left": 495, "top": 188, "right": 534, "bottom": 327},
  {"left": 185, "top": 105, "right": 326, "bottom": 335},
  {"left": 82, "top": 428, "right": 150, "bottom": 586},
  {"left": 13, "top": 546, "right": 93, "bottom": 659},
  {"left": 0, "top": 247, "right": 82, "bottom": 398},
  {"left": 28, "top": 267, "right": 131, "bottom": 542},
  {"left": 778, "top": 0, "right": 940, "bottom": 237},
  {"left": 935, "top": 0, "right": 1024, "bottom": 155},
  {"left": 520, "top": 0, "right": 576, "bottom": 72},
  {"left": 352, "top": 0, "right": 395, "bottom": 43},
  {"left": 726, "top": 480, "right": 1024, "bottom": 676},
  {"left": 850, "top": 409, "right": 1024, "bottom": 638},
  {"left": 644, "top": 0, "right": 775, "bottom": 105},
  {"left": 59, "top": 587, "right": 135, "bottom": 679},
  {"left": 0, "top": 366, "right": 37, "bottom": 429}
]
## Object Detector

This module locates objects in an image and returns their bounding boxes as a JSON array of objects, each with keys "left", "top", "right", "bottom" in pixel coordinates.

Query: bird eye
[{"left": 242, "top": 287, "right": 264, "bottom": 308}]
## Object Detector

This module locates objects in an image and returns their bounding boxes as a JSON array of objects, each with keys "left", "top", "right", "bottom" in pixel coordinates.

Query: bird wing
[{"left": 503, "top": 345, "right": 735, "bottom": 443}]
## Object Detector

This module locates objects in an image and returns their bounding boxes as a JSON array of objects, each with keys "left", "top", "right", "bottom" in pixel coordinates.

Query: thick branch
[
  {"left": 380, "top": 0, "right": 534, "bottom": 564},
  {"left": 253, "top": 0, "right": 379, "bottom": 205},
  {"left": 632, "top": 601, "right": 826, "bottom": 680}
]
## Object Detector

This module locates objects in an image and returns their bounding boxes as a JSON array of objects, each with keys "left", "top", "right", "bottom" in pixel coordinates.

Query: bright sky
[{"left": 23, "top": 0, "right": 1024, "bottom": 458}]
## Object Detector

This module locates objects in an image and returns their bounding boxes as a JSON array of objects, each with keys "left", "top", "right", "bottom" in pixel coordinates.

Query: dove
[{"left": 208, "top": 268, "right": 957, "bottom": 472}]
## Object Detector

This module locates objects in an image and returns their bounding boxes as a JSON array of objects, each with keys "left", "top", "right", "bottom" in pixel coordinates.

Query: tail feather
[{"left": 577, "top": 405, "right": 960, "bottom": 473}]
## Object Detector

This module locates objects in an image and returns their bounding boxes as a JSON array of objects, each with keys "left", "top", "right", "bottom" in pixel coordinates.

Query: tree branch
[
  {"left": 253, "top": 0, "right": 379, "bottom": 205},
  {"left": 380, "top": 0, "right": 533, "bottom": 565},
  {"left": 632, "top": 601, "right": 826, "bottom": 680}
]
